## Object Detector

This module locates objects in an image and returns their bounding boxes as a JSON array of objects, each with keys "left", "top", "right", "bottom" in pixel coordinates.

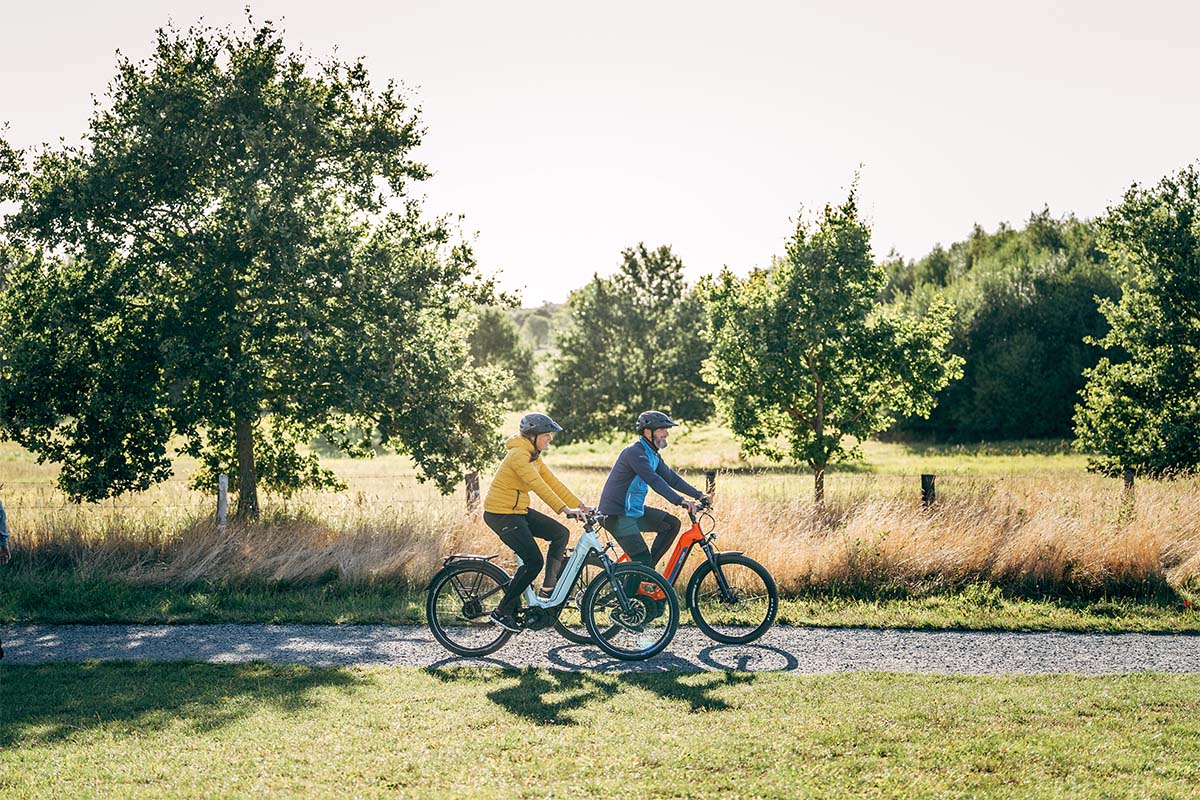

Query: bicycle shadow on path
[{"left": 0, "top": 661, "right": 366, "bottom": 748}]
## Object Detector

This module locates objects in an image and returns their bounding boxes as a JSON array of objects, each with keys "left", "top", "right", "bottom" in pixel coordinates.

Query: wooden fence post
[
  {"left": 465, "top": 471, "right": 481, "bottom": 512},
  {"left": 920, "top": 473, "right": 936, "bottom": 509},
  {"left": 217, "top": 474, "right": 229, "bottom": 533},
  {"left": 704, "top": 470, "right": 717, "bottom": 496}
]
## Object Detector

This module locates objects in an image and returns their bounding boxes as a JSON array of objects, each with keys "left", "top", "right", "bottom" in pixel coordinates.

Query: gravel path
[{"left": 4, "top": 624, "right": 1199, "bottom": 673}]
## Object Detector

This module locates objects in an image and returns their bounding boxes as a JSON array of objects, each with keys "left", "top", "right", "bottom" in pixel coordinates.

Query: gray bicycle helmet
[
  {"left": 636, "top": 410, "right": 678, "bottom": 434},
  {"left": 520, "top": 413, "right": 564, "bottom": 436}
]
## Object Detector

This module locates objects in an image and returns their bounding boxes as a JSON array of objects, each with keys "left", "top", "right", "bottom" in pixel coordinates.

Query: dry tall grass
[{"left": 9, "top": 470, "right": 1200, "bottom": 598}]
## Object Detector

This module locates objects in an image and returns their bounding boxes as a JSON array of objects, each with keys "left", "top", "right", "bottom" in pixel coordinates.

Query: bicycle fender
[{"left": 442, "top": 553, "right": 500, "bottom": 566}]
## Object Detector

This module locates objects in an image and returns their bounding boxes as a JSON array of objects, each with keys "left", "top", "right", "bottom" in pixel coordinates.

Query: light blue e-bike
[{"left": 426, "top": 510, "right": 679, "bottom": 660}]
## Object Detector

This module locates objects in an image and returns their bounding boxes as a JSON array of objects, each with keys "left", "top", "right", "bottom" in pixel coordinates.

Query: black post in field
[{"left": 921, "top": 473, "right": 936, "bottom": 509}]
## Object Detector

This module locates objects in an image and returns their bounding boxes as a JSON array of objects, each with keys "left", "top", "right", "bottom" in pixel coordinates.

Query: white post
[{"left": 217, "top": 473, "right": 229, "bottom": 533}]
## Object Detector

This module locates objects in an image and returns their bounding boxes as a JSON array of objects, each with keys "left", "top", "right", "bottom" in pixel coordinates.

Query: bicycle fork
[
  {"left": 599, "top": 547, "right": 641, "bottom": 614},
  {"left": 701, "top": 540, "right": 739, "bottom": 603}
]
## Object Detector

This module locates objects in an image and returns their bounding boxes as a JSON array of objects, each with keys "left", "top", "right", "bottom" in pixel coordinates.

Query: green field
[{"left": 2, "top": 664, "right": 1198, "bottom": 799}]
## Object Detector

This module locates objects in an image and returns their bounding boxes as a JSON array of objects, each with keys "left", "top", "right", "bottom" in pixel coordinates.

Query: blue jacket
[
  {"left": 0, "top": 499, "right": 8, "bottom": 545},
  {"left": 597, "top": 439, "right": 702, "bottom": 517}
]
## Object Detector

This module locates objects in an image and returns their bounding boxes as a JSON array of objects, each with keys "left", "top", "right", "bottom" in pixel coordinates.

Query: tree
[
  {"left": 0, "top": 18, "right": 506, "bottom": 516},
  {"left": 546, "top": 244, "right": 713, "bottom": 442},
  {"left": 521, "top": 314, "right": 552, "bottom": 349},
  {"left": 1074, "top": 164, "right": 1200, "bottom": 477},
  {"left": 703, "top": 190, "right": 962, "bottom": 506},
  {"left": 467, "top": 306, "right": 536, "bottom": 407},
  {"left": 886, "top": 210, "right": 1119, "bottom": 440}
]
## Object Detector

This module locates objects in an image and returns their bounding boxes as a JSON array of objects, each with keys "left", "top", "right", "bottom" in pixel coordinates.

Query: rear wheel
[
  {"left": 580, "top": 562, "right": 678, "bottom": 660},
  {"left": 687, "top": 553, "right": 778, "bottom": 644},
  {"left": 426, "top": 560, "right": 513, "bottom": 657}
]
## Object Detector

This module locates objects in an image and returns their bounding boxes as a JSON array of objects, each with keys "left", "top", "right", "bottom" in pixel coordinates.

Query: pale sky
[{"left": 3, "top": 1, "right": 1197, "bottom": 304}]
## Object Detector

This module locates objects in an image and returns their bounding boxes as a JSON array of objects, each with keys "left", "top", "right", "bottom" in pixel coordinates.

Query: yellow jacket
[{"left": 483, "top": 435, "right": 582, "bottom": 515}]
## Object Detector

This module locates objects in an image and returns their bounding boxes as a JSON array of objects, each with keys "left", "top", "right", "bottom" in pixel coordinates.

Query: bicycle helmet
[
  {"left": 636, "top": 410, "right": 678, "bottom": 434},
  {"left": 520, "top": 413, "right": 564, "bottom": 436}
]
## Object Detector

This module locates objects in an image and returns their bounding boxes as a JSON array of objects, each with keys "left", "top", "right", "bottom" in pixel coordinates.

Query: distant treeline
[
  {"left": 882, "top": 210, "right": 1121, "bottom": 441},
  {"left": 491, "top": 209, "right": 1122, "bottom": 443}
]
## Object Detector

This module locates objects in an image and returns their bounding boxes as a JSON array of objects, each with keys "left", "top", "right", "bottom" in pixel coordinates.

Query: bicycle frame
[
  {"left": 616, "top": 506, "right": 742, "bottom": 601},
  {"left": 515, "top": 519, "right": 636, "bottom": 611}
]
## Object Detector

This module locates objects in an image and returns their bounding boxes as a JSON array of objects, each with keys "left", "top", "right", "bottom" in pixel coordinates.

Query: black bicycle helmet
[
  {"left": 520, "top": 413, "right": 564, "bottom": 436},
  {"left": 636, "top": 410, "right": 678, "bottom": 434}
]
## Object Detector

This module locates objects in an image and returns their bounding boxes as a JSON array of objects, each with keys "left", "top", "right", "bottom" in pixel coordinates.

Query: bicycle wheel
[
  {"left": 686, "top": 553, "right": 778, "bottom": 644},
  {"left": 426, "top": 560, "right": 513, "bottom": 657},
  {"left": 580, "top": 562, "right": 678, "bottom": 660}
]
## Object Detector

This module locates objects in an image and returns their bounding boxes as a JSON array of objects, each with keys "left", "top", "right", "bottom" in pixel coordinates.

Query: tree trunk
[{"left": 235, "top": 416, "right": 260, "bottom": 519}]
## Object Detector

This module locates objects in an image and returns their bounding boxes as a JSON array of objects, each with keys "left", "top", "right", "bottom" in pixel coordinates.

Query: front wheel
[
  {"left": 687, "top": 553, "right": 778, "bottom": 644},
  {"left": 580, "top": 562, "right": 678, "bottom": 660},
  {"left": 426, "top": 560, "right": 513, "bottom": 657}
]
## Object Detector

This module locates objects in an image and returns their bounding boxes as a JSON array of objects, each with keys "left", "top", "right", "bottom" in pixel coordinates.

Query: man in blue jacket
[{"left": 597, "top": 410, "right": 707, "bottom": 571}]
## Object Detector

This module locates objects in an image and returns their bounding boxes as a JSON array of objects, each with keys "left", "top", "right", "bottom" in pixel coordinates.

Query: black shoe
[
  {"left": 537, "top": 586, "right": 555, "bottom": 601},
  {"left": 489, "top": 610, "right": 521, "bottom": 632}
]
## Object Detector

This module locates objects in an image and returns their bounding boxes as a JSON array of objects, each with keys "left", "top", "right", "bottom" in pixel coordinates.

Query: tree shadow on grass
[
  {"left": 0, "top": 661, "right": 366, "bottom": 747},
  {"left": 425, "top": 666, "right": 619, "bottom": 726},
  {"left": 616, "top": 670, "right": 757, "bottom": 712},
  {"left": 425, "top": 659, "right": 768, "bottom": 723}
]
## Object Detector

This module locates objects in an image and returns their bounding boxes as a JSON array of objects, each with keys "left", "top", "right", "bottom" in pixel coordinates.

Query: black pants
[
  {"left": 484, "top": 508, "right": 569, "bottom": 615},
  {"left": 602, "top": 506, "right": 682, "bottom": 570}
]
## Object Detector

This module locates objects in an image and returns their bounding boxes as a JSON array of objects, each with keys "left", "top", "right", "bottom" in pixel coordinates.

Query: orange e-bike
[{"left": 558, "top": 498, "right": 778, "bottom": 645}]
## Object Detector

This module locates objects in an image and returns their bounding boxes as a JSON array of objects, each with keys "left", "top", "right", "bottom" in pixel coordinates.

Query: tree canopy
[
  {"left": 0, "top": 18, "right": 506, "bottom": 515},
  {"left": 546, "top": 244, "right": 713, "bottom": 442},
  {"left": 467, "top": 306, "right": 537, "bottom": 408},
  {"left": 704, "top": 191, "right": 961, "bottom": 504},
  {"left": 1074, "top": 164, "right": 1200, "bottom": 477},
  {"left": 884, "top": 210, "right": 1120, "bottom": 440}
]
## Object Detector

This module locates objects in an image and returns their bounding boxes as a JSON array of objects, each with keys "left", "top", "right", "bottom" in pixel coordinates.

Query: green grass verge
[
  {"left": 3, "top": 568, "right": 1199, "bottom": 632},
  {"left": 2, "top": 664, "right": 1198, "bottom": 799}
]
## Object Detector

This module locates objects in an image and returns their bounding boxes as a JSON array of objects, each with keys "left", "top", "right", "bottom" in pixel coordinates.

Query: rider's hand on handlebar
[
  {"left": 681, "top": 499, "right": 699, "bottom": 515},
  {"left": 566, "top": 506, "right": 588, "bottom": 520}
]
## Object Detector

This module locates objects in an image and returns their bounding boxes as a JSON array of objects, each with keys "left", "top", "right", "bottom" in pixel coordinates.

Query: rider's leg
[
  {"left": 526, "top": 508, "right": 569, "bottom": 596},
  {"left": 603, "top": 515, "right": 652, "bottom": 567},
  {"left": 484, "top": 511, "right": 544, "bottom": 616},
  {"left": 602, "top": 515, "right": 655, "bottom": 600},
  {"left": 640, "top": 507, "right": 681, "bottom": 569}
]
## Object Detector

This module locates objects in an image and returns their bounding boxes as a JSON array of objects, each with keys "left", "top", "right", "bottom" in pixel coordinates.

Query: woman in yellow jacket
[{"left": 483, "top": 413, "right": 588, "bottom": 631}]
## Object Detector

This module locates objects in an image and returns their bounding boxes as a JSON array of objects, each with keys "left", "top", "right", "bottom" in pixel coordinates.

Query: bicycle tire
[
  {"left": 686, "top": 553, "right": 778, "bottom": 644},
  {"left": 580, "top": 562, "right": 678, "bottom": 660},
  {"left": 426, "top": 560, "right": 513, "bottom": 657}
]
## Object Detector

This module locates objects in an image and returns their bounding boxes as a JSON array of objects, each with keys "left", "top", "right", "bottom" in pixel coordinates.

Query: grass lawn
[
  {"left": 2, "top": 663, "right": 1198, "bottom": 799},
  {"left": 3, "top": 567, "right": 1198, "bottom": 632}
]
